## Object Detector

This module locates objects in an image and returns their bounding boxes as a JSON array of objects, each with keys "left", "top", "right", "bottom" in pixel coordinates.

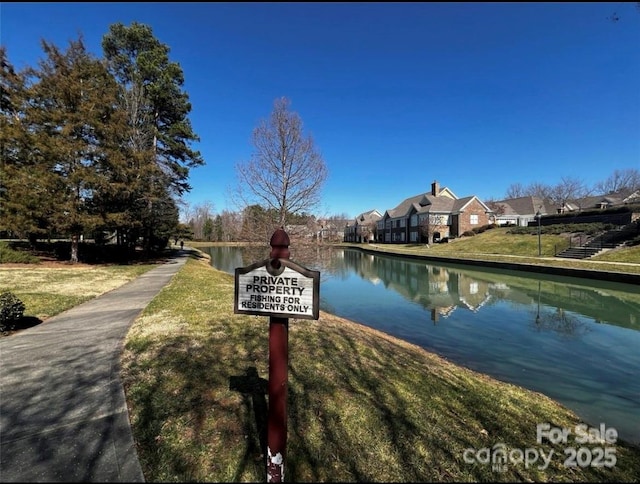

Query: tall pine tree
[
  {"left": 1, "top": 45, "right": 60, "bottom": 244},
  {"left": 102, "top": 22, "right": 204, "bottom": 251},
  {"left": 22, "top": 37, "right": 123, "bottom": 261}
]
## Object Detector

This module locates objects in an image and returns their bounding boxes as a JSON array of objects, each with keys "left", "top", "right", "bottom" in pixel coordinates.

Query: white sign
[{"left": 234, "top": 259, "right": 320, "bottom": 320}]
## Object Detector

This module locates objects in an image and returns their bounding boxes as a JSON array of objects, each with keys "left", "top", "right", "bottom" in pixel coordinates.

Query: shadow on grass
[
  {"left": 1, "top": 316, "right": 43, "bottom": 336},
  {"left": 229, "top": 367, "right": 268, "bottom": 481},
  {"left": 183, "top": 248, "right": 209, "bottom": 261},
  {"left": 5, "top": 240, "right": 185, "bottom": 266}
]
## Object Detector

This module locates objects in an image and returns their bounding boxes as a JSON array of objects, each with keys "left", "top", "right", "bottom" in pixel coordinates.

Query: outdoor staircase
[
  {"left": 555, "top": 246, "right": 604, "bottom": 260},
  {"left": 555, "top": 222, "right": 639, "bottom": 260}
]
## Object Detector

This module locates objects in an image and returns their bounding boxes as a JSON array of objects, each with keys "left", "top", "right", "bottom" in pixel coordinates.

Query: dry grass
[
  {"left": 0, "top": 263, "right": 156, "bottom": 321},
  {"left": 3, "top": 237, "right": 639, "bottom": 481},
  {"left": 122, "top": 254, "right": 640, "bottom": 482},
  {"left": 342, "top": 226, "right": 640, "bottom": 275}
]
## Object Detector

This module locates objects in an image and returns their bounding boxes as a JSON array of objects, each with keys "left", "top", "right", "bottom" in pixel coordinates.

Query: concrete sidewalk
[{"left": 0, "top": 251, "right": 188, "bottom": 482}]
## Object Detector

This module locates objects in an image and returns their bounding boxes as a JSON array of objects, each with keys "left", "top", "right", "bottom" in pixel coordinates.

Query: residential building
[
  {"left": 488, "top": 196, "right": 554, "bottom": 227},
  {"left": 376, "top": 181, "right": 492, "bottom": 244},
  {"left": 317, "top": 218, "right": 347, "bottom": 242},
  {"left": 558, "top": 190, "right": 640, "bottom": 213},
  {"left": 489, "top": 190, "right": 640, "bottom": 228},
  {"left": 344, "top": 209, "right": 382, "bottom": 243}
]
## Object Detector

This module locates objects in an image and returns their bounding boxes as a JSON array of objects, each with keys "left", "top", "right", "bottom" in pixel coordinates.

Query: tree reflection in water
[
  {"left": 205, "top": 244, "right": 640, "bottom": 444},
  {"left": 531, "top": 281, "right": 589, "bottom": 338}
]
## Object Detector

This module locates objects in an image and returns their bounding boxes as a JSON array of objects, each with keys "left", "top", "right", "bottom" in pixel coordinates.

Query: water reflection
[
  {"left": 334, "top": 249, "right": 639, "bottom": 332},
  {"left": 204, "top": 245, "right": 640, "bottom": 444}
]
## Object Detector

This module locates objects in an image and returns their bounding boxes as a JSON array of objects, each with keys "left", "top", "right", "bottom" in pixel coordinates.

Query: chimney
[{"left": 431, "top": 180, "right": 440, "bottom": 196}]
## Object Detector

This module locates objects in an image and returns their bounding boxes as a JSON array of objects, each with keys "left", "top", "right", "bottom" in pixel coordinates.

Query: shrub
[
  {"left": 462, "top": 230, "right": 476, "bottom": 237},
  {"left": 0, "top": 242, "right": 41, "bottom": 264},
  {"left": 472, "top": 224, "right": 492, "bottom": 234},
  {"left": 507, "top": 227, "right": 532, "bottom": 235},
  {"left": 0, "top": 291, "right": 25, "bottom": 331}
]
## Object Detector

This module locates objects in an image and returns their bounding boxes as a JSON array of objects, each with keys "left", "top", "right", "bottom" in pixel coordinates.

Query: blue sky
[{"left": 2, "top": 2, "right": 639, "bottom": 219}]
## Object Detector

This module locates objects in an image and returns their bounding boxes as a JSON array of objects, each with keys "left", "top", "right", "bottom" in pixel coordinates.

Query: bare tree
[
  {"left": 505, "top": 181, "right": 552, "bottom": 201},
  {"left": 220, "top": 209, "right": 242, "bottom": 242},
  {"left": 186, "top": 200, "right": 215, "bottom": 240},
  {"left": 319, "top": 213, "right": 351, "bottom": 242},
  {"left": 549, "top": 176, "right": 592, "bottom": 206},
  {"left": 525, "top": 182, "right": 553, "bottom": 200},
  {"left": 235, "top": 97, "right": 328, "bottom": 228},
  {"left": 595, "top": 168, "right": 640, "bottom": 197},
  {"left": 505, "top": 183, "right": 525, "bottom": 199},
  {"left": 484, "top": 198, "right": 506, "bottom": 224},
  {"left": 418, "top": 213, "right": 445, "bottom": 244}
]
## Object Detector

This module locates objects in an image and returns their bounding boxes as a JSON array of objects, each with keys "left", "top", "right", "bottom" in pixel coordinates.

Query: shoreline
[{"left": 341, "top": 243, "right": 640, "bottom": 286}]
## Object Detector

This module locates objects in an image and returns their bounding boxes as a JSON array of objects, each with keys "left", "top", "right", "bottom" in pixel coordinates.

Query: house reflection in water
[
  {"left": 337, "top": 248, "right": 640, "bottom": 331},
  {"left": 205, "top": 245, "right": 640, "bottom": 332},
  {"left": 205, "top": 245, "right": 640, "bottom": 445},
  {"left": 342, "top": 250, "right": 494, "bottom": 324}
]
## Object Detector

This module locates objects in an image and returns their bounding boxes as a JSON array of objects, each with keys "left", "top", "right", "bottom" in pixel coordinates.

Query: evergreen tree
[
  {"left": 21, "top": 38, "right": 124, "bottom": 261},
  {"left": 0, "top": 47, "right": 45, "bottom": 241},
  {"left": 101, "top": 22, "right": 204, "bottom": 251}
]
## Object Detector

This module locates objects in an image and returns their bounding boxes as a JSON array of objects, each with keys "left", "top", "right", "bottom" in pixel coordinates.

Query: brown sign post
[{"left": 234, "top": 228, "right": 320, "bottom": 482}]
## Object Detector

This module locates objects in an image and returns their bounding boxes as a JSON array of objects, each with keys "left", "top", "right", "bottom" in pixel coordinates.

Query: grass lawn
[
  {"left": 2, "top": 232, "right": 639, "bottom": 482},
  {"left": 0, "top": 263, "right": 157, "bottom": 323},
  {"left": 340, "top": 227, "right": 640, "bottom": 275},
  {"left": 121, "top": 251, "right": 640, "bottom": 482}
]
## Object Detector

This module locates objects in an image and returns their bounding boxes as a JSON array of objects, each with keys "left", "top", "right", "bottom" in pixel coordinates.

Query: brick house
[
  {"left": 377, "top": 181, "right": 492, "bottom": 244},
  {"left": 488, "top": 196, "right": 555, "bottom": 227},
  {"left": 344, "top": 209, "right": 382, "bottom": 243}
]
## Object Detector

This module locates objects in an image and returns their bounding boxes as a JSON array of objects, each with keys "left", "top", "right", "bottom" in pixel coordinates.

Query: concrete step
[{"left": 555, "top": 247, "right": 603, "bottom": 259}]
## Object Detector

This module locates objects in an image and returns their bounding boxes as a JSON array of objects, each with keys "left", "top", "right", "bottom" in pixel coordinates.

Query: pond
[{"left": 203, "top": 244, "right": 640, "bottom": 445}]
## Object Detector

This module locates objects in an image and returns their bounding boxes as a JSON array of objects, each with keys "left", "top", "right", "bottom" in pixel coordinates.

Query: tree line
[
  {"left": 5, "top": 20, "right": 635, "bottom": 254},
  {"left": 497, "top": 169, "right": 640, "bottom": 205},
  {"left": 2, "top": 32, "right": 333, "bottom": 253},
  {"left": 181, "top": 201, "right": 350, "bottom": 244},
  {"left": 0, "top": 22, "right": 203, "bottom": 261}
]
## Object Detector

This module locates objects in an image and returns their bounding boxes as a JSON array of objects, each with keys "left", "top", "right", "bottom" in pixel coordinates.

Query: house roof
[
  {"left": 358, "top": 209, "right": 382, "bottom": 221},
  {"left": 624, "top": 190, "right": 640, "bottom": 203},
  {"left": 453, "top": 196, "right": 491, "bottom": 213},
  {"left": 492, "top": 196, "right": 553, "bottom": 216},
  {"left": 566, "top": 194, "right": 623, "bottom": 210},
  {"left": 385, "top": 185, "right": 458, "bottom": 219},
  {"left": 384, "top": 187, "right": 489, "bottom": 219},
  {"left": 561, "top": 189, "right": 639, "bottom": 211},
  {"left": 346, "top": 209, "right": 382, "bottom": 228}
]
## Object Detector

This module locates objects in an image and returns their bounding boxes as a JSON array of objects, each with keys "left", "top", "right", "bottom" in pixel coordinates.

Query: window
[{"left": 470, "top": 214, "right": 478, "bottom": 225}]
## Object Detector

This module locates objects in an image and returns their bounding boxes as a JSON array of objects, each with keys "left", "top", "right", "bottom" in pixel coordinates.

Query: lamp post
[{"left": 535, "top": 210, "right": 542, "bottom": 256}]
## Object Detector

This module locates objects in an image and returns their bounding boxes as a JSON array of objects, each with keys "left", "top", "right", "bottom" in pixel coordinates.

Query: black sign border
[{"left": 234, "top": 258, "right": 320, "bottom": 320}]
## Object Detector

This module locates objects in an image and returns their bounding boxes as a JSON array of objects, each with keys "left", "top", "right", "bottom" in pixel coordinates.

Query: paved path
[{"left": 0, "top": 251, "right": 188, "bottom": 482}]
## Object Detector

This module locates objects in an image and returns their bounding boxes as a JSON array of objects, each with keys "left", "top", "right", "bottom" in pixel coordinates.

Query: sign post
[{"left": 234, "top": 228, "right": 320, "bottom": 482}]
